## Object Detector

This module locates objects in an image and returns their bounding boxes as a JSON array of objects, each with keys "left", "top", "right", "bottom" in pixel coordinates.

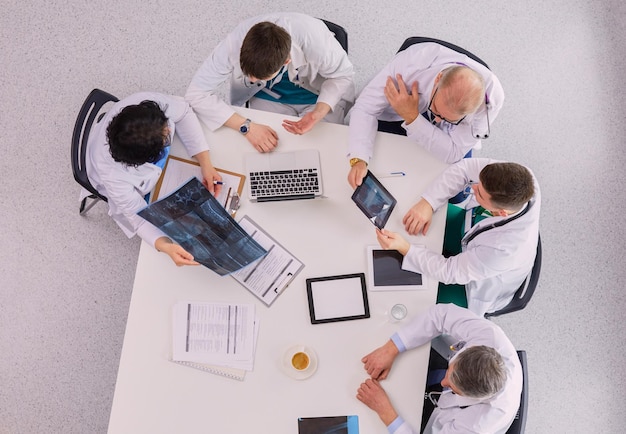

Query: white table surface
[{"left": 108, "top": 108, "right": 449, "bottom": 434}]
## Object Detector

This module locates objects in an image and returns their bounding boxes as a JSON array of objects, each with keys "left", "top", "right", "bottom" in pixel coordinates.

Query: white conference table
[{"left": 108, "top": 108, "right": 448, "bottom": 434}]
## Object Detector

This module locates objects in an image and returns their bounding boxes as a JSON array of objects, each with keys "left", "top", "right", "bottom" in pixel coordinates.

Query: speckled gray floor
[{"left": 1, "top": 1, "right": 625, "bottom": 433}]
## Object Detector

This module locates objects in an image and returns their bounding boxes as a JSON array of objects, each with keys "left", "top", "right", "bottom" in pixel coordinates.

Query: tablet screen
[
  {"left": 351, "top": 171, "right": 397, "bottom": 229},
  {"left": 366, "top": 246, "right": 427, "bottom": 291},
  {"left": 306, "top": 274, "right": 370, "bottom": 324}
]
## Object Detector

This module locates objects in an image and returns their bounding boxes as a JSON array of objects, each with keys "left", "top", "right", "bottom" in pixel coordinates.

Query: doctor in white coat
[
  {"left": 347, "top": 42, "right": 503, "bottom": 189},
  {"left": 376, "top": 158, "right": 540, "bottom": 317},
  {"left": 83, "top": 92, "right": 221, "bottom": 266},
  {"left": 185, "top": 12, "right": 355, "bottom": 153},
  {"left": 357, "top": 304, "right": 523, "bottom": 434}
]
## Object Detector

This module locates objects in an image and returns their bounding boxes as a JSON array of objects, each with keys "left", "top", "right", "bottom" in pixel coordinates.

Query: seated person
[
  {"left": 376, "top": 158, "right": 540, "bottom": 317},
  {"left": 82, "top": 92, "right": 222, "bottom": 266},
  {"left": 185, "top": 12, "right": 355, "bottom": 153},
  {"left": 358, "top": 304, "right": 523, "bottom": 434},
  {"left": 347, "top": 42, "right": 504, "bottom": 189}
]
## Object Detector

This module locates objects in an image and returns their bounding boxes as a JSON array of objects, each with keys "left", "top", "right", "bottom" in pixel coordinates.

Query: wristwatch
[
  {"left": 239, "top": 118, "right": 251, "bottom": 135},
  {"left": 349, "top": 157, "right": 367, "bottom": 167}
]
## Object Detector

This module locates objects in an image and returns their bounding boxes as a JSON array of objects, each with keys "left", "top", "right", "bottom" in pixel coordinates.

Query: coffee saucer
[{"left": 282, "top": 345, "right": 318, "bottom": 380}]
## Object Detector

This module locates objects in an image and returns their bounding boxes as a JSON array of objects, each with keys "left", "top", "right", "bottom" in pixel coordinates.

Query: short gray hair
[
  {"left": 438, "top": 66, "right": 485, "bottom": 116},
  {"left": 450, "top": 346, "right": 506, "bottom": 398}
]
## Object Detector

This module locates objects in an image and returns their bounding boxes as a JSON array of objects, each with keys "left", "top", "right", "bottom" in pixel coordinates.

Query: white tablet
[
  {"left": 305, "top": 273, "right": 370, "bottom": 324},
  {"left": 366, "top": 246, "right": 428, "bottom": 291}
]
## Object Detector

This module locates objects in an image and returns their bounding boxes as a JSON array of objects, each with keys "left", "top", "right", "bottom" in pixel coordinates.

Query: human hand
[
  {"left": 282, "top": 111, "right": 322, "bottom": 135},
  {"left": 200, "top": 165, "right": 223, "bottom": 197},
  {"left": 361, "top": 340, "right": 399, "bottom": 380},
  {"left": 356, "top": 379, "right": 399, "bottom": 426},
  {"left": 402, "top": 198, "right": 434, "bottom": 235},
  {"left": 384, "top": 74, "right": 419, "bottom": 125},
  {"left": 376, "top": 228, "right": 410, "bottom": 256},
  {"left": 155, "top": 237, "right": 200, "bottom": 267},
  {"left": 246, "top": 123, "right": 279, "bottom": 153},
  {"left": 347, "top": 161, "right": 368, "bottom": 189}
]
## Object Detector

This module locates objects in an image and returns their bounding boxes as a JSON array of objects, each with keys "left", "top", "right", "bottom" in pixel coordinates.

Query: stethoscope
[{"left": 471, "top": 94, "right": 491, "bottom": 139}]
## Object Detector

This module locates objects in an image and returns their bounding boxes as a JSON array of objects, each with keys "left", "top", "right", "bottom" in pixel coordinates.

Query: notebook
[
  {"left": 244, "top": 149, "right": 323, "bottom": 202},
  {"left": 170, "top": 359, "right": 246, "bottom": 381}
]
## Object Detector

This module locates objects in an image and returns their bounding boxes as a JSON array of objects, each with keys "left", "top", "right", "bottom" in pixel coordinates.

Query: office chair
[
  {"left": 506, "top": 350, "right": 529, "bottom": 434},
  {"left": 320, "top": 19, "right": 348, "bottom": 53},
  {"left": 71, "top": 88, "right": 119, "bottom": 214},
  {"left": 485, "top": 234, "right": 542, "bottom": 318},
  {"left": 397, "top": 36, "right": 489, "bottom": 69}
]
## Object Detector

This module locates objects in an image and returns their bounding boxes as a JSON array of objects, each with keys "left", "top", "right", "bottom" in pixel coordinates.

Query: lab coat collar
[{"left": 437, "top": 389, "right": 487, "bottom": 409}]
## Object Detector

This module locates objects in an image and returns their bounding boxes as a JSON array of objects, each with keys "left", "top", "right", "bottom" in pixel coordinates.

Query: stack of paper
[{"left": 172, "top": 301, "right": 259, "bottom": 380}]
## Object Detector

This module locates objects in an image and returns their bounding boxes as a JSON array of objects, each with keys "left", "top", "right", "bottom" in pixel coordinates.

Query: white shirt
[
  {"left": 83, "top": 92, "right": 210, "bottom": 247},
  {"left": 185, "top": 12, "right": 355, "bottom": 130},
  {"left": 389, "top": 304, "right": 522, "bottom": 434},
  {"left": 401, "top": 158, "right": 541, "bottom": 317},
  {"left": 348, "top": 43, "right": 504, "bottom": 164}
]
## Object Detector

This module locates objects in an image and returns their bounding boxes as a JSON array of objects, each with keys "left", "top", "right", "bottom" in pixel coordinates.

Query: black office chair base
[{"left": 79, "top": 195, "right": 103, "bottom": 215}]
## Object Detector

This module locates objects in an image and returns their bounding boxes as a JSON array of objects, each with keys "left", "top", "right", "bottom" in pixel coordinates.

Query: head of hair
[
  {"left": 106, "top": 100, "right": 169, "bottom": 167},
  {"left": 438, "top": 66, "right": 486, "bottom": 117},
  {"left": 450, "top": 346, "right": 506, "bottom": 398},
  {"left": 479, "top": 162, "right": 535, "bottom": 211},
  {"left": 240, "top": 21, "right": 291, "bottom": 79}
]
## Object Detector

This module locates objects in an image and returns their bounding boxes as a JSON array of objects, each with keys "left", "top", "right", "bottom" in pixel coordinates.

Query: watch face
[{"left": 240, "top": 125, "right": 249, "bottom": 134}]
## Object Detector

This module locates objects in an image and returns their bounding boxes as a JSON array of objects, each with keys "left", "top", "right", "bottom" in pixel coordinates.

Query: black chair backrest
[
  {"left": 485, "top": 234, "right": 542, "bottom": 318},
  {"left": 397, "top": 36, "right": 489, "bottom": 70},
  {"left": 71, "top": 89, "right": 119, "bottom": 201},
  {"left": 320, "top": 19, "right": 348, "bottom": 54},
  {"left": 506, "top": 350, "right": 528, "bottom": 434}
]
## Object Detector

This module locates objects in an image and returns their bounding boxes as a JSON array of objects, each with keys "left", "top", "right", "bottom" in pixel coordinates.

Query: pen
[
  {"left": 213, "top": 181, "right": 224, "bottom": 185},
  {"left": 379, "top": 171, "right": 406, "bottom": 178}
]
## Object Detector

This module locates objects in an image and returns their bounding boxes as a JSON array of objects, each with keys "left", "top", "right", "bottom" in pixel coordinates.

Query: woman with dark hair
[{"left": 82, "top": 92, "right": 222, "bottom": 266}]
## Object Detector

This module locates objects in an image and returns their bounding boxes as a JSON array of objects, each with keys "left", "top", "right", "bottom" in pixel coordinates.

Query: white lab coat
[
  {"left": 81, "top": 92, "right": 210, "bottom": 247},
  {"left": 348, "top": 43, "right": 504, "bottom": 164},
  {"left": 185, "top": 12, "right": 355, "bottom": 130},
  {"left": 402, "top": 158, "right": 541, "bottom": 317},
  {"left": 388, "top": 304, "right": 522, "bottom": 434}
]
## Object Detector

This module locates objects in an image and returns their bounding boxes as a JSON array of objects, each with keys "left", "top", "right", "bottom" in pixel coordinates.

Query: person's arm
[
  {"left": 282, "top": 102, "right": 331, "bottom": 135},
  {"left": 347, "top": 65, "right": 396, "bottom": 165},
  {"left": 184, "top": 37, "right": 239, "bottom": 131},
  {"left": 361, "top": 339, "right": 400, "bottom": 380},
  {"left": 404, "top": 116, "right": 478, "bottom": 163},
  {"left": 419, "top": 158, "right": 495, "bottom": 211},
  {"left": 223, "top": 113, "right": 279, "bottom": 153},
  {"left": 154, "top": 237, "right": 200, "bottom": 266},
  {"left": 401, "top": 242, "right": 509, "bottom": 286},
  {"left": 356, "top": 379, "right": 403, "bottom": 429},
  {"left": 311, "top": 33, "right": 355, "bottom": 112},
  {"left": 395, "top": 304, "right": 493, "bottom": 351},
  {"left": 402, "top": 198, "right": 435, "bottom": 236}
]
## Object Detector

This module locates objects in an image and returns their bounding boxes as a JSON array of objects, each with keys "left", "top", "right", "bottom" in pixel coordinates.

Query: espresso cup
[{"left": 291, "top": 351, "right": 310, "bottom": 371}]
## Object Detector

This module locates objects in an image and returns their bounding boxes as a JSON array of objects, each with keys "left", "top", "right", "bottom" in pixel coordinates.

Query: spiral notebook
[{"left": 170, "top": 359, "right": 246, "bottom": 381}]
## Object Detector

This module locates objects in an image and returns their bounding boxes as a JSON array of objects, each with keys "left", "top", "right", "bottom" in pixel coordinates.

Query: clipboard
[
  {"left": 231, "top": 216, "right": 304, "bottom": 306},
  {"left": 305, "top": 273, "right": 370, "bottom": 324},
  {"left": 152, "top": 155, "right": 245, "bottom": 216}
]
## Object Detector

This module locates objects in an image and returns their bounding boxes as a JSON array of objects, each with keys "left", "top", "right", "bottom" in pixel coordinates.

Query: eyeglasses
[
  {"left": 429, "top": 87, "right": 492, "bottom": 139},
  {"left": 427, "top": 87, "right": 466, "bottom": 125},
  {"left": 243, "top": 65, "right": 286, "bottom": 89}
]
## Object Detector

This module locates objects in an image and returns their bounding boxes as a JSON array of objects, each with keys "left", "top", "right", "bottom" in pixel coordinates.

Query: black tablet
[{"left": 351, "top": 171, "right": 397, "bottom": 229}]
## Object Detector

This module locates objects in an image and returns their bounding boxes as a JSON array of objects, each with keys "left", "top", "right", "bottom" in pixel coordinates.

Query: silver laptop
[{"left": 244, "top": 149, "right": 323, "bottom": 202}]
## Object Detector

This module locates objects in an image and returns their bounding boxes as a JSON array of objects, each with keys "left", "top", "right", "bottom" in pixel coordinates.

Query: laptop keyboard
[{"left": 250, "top": 169, "right": 320, "bottom": 198}]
